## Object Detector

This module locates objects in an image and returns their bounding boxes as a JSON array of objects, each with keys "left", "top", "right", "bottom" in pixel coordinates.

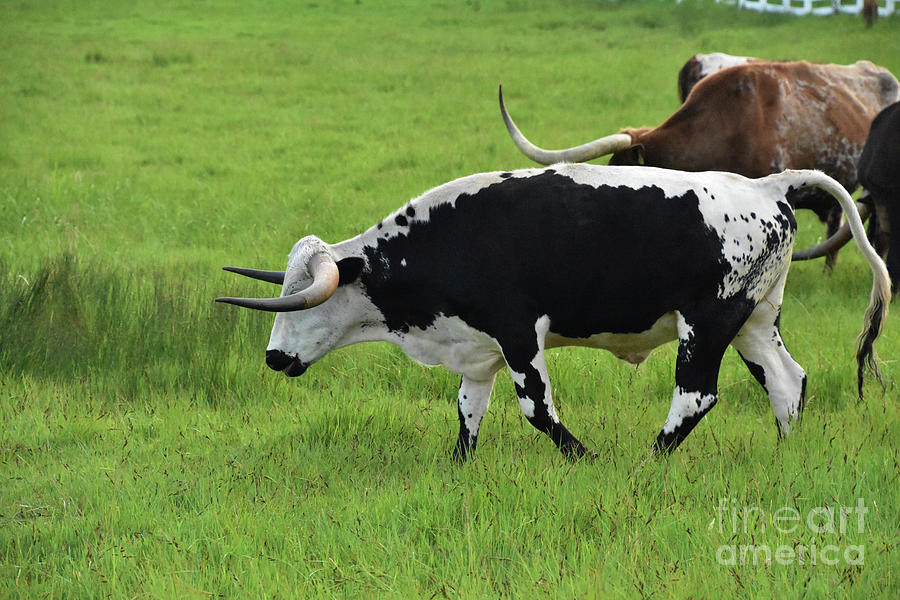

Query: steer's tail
[{"left": 776, "top": 169, "right": 891, "bottom": 400}]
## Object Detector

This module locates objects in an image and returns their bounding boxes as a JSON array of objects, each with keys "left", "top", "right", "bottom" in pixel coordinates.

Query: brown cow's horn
[
  {"left": 792, "top": 203, "right": 872, "bottom": 261},
  {"left": 216, "top": 252, "right": 340, "bottom": 312},
  {"left": 499, "top": 85, "right": 633, "bottom": 165},
  {"left": 223, "top": 266, "right": 285, "bottom": 284}
]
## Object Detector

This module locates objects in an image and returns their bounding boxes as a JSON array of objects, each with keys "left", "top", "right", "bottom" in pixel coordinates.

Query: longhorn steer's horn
[
  {"left": 792, "top": 202, "right": 873, "bottom": 261},
  {"left": 499, "top": 85, "right": 633, "bottom": 165},
  {"left": 222, "top": 266, "right": 285, "bottom": 284},
  {"left": 216, "top": 251, "right": 340, "bottom": 312}
]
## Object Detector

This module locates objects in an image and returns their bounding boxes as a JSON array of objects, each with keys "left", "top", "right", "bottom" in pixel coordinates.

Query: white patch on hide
[{"left": 661, "top": 386, "right": 717, "bottom": 434}]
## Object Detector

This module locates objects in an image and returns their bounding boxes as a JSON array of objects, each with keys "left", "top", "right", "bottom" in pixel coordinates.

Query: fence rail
[{"left": 714, "top": 0, "right": 896, "bottom": 17}]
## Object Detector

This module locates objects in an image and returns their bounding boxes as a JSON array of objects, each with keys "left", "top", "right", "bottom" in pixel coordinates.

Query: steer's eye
[{"left": 284, "top": 278, "right": 313, "bottom": 296}]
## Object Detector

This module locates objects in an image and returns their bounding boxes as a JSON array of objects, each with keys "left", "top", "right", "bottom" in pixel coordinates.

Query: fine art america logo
[{"left": 711, "top": 497, "right": 868, "bottom": 566}]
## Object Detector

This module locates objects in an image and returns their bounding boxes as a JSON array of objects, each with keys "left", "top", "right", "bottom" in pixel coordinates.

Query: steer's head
[
  {"left": 607, "top": 128, "right": 653, "bottom": 166},
  {"left": 217, "top": 235, "right": 365, "bottom": 377}
]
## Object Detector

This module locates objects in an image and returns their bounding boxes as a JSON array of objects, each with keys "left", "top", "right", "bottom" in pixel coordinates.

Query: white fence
[{"left": 723, "top": 0, "right": 895, "bottom": 17}]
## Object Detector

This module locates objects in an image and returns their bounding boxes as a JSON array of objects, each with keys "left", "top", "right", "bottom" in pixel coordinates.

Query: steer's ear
[
  {"left": 337, "top": 257, "right": 365, "bottom": 285},
  {"left": 633, "top": 144, "right": 646, "bottom": 166}
]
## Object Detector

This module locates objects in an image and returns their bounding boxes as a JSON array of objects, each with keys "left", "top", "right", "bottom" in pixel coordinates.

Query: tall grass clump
[{"left": 0, "top": 255, "right": 256, "bottom": 400}]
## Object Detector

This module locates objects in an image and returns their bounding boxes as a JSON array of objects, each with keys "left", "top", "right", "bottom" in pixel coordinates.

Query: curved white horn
[
  {"left": 222, "top": 266, "right": 285, "bottom": 284},
  {"left": 792, "top": 203, "right": 872, "bottom": 261},
  {"left": 216, "top": 251, "right": 340, "bottom": 312},
  {"left": 499, "top": 85, "right": 632, "bottom": 165}
]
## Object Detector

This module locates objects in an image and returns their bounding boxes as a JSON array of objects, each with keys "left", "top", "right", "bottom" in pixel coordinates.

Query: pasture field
[{"left": 2, "top": 0, "right": 900, "bottom": 597}]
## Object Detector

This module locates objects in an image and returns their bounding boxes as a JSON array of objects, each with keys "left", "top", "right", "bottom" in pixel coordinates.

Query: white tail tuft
[{"left": 776, "top": 169, "right": 890, "bottom": 399}]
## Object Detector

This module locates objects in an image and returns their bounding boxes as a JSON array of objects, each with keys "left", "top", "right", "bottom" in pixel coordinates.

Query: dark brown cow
[
  {"left": 501, "top": 60, "right": 899, "bottom": 266},
  {"left": 864, "top": 0, "right": 878, "bottom": 28},
  {"left": 795, "top": 102, "right": 900, "bottom": 293},
  {"left": 859, "top": 102, "right": 900, "bottom": 283}
]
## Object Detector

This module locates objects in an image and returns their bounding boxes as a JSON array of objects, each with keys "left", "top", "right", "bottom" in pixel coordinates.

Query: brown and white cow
[
  {"left": 677, "top": 52, "right": 757, "bottom": 102},
  {"left": 501, "top": 60, "right": 899, "bottom": 267}
]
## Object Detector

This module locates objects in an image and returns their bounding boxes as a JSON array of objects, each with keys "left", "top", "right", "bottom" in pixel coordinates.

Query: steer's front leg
[
  {"left": 503, "top": 316, "right": 590, "bottom": 461},
  {"left": 653, "top": 311, "right": 733, "bottom": 454},
  {"left": 452, "top": 374, "right": 497, "bottom": 462}
]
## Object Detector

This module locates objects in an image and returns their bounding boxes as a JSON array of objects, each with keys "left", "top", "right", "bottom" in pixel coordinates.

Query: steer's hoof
[
  {"left": 651, "top": 437, "right": 679, "bottom": 456},
  {"left": 561, "top": 442, "right": 595, "bottom": 462},
  {"left": 450, "top": 446, "right": 472, "bottom": 464},
  {"left": 574, "top": 451, "right": 600, "bottom": 463}
]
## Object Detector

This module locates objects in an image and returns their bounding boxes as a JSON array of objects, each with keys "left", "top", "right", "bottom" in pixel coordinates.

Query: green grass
[{"left": 2, "top": 0, "right": 899, "bottom": 597}]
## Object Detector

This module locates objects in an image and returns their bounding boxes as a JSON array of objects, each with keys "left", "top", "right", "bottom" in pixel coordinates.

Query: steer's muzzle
[{"left": 265, "top": 349, "right": 309, "bottom": 377}]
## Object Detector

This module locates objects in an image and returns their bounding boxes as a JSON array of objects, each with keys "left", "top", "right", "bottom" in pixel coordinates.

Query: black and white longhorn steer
[{"left": 217, "top": 164, "right": 890, "bottom": 459}]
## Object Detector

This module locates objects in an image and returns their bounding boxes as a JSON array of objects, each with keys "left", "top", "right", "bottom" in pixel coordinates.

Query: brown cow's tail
[{"left": 778, "top": 169, "right": 891, "bottom": 400}]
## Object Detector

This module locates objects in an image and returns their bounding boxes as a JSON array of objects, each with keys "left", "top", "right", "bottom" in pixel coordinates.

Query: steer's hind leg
[
  {"left": 654, "top": 311, "right": 739, "bottom": 454},
  {"left": 731, "top": 300, "right": 807, "bottom": 438},
  {"left": 452, "top": 374, "right": 497, "bottom": 462},
  {"left": 502, "top": 316, "right": 590, "bottom": 460}
]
